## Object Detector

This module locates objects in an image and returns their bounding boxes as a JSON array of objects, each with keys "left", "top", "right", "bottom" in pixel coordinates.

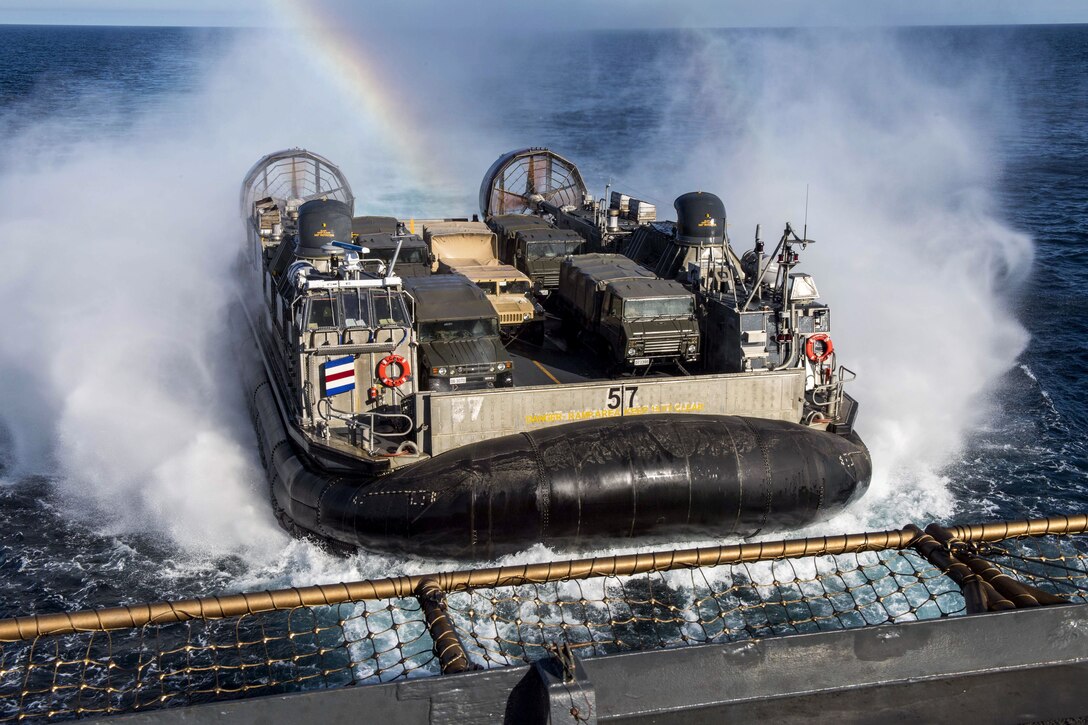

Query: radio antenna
[{"left": 803, "top": 184, "right": 810, "bottom": 243}]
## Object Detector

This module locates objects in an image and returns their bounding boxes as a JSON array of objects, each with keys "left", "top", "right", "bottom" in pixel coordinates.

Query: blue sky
[{"left": 2, "top": 0, "right": 1087, "bottom": 28}]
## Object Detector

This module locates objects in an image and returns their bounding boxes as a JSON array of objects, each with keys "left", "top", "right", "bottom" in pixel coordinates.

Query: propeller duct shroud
[{"left": 479, "top": 147, "right": 587, "bottom": 218}]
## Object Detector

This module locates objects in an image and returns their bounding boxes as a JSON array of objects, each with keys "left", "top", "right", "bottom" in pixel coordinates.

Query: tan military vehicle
[
  {"left": 453, "top": 264, "right": 543, "bottom": 332},
  {"left": 422, "top": 220, "right": 499, "bottom": 270},
  {"left": 423, "top": 220, "right": 543, "bottom": 334}
]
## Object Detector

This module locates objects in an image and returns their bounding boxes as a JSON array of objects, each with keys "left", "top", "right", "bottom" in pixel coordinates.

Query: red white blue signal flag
[{"left": 323, "top": 356, "right": 356, "bottom": 397}]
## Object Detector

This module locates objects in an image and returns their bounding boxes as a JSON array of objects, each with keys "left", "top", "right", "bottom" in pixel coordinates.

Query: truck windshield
[
  {"left": 419, "top": 318, "right": 499, "bottom": 342},
  {"left": 525, "top": 241, "right": 581, "bottom": 259},
  {"left": 498, "top": 280, "right": 532, "bottom": 295},
  {"left": 370, "top": 247, "right": 428, "bottom": 265},
  {"left": 474, "top": 281, "right": 499, "bottom": 295},
  {"left": 623, "top": 297, "right": 694, "bottom": 320}
]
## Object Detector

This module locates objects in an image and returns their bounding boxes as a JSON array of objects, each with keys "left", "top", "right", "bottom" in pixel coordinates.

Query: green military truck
[
  {"left": 402, "top": 275, "right": 513, "bottom": 392},
  {"left": 556, "top": 253, "right": 700, "bottom": 372},
  {"left": 488, "top": 214, "right": 586, "bottom": 293}
]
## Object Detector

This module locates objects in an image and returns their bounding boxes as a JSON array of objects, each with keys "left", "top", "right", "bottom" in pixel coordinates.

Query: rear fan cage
[
  {"left": 241, "top": 149, "right": 354, "bottom": 219},
  {"left": 479, "top": 148, "right": 587, "bottom": 218}
]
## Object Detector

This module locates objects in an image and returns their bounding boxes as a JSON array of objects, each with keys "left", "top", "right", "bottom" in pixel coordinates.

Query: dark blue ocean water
[
  {"left": 0, "top": 23, "right": 1085, "bottom": 619},
  {"left": 944, "top": 25, "right": 1088, "bottom": 518}
]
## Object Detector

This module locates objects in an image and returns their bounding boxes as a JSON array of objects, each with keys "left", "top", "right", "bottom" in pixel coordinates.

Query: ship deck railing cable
[{"left": 1, "top": 514, "right": 1087, "bottom": 721}]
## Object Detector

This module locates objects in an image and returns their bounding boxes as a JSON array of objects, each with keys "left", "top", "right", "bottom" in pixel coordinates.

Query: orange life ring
[
  {"left": 377, "top": 354, "right": 411, "bottom": 387},
  {"left": 805, "top": 333, "right": 834, "bottom": 364}
]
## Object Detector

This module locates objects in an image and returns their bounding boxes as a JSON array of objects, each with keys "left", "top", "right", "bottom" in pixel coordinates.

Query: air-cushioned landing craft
[{"left": 240, "top": 148, "right": 871, "bottom": 557}]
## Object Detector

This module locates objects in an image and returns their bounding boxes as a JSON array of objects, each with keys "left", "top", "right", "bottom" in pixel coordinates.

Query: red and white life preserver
[
  {"left": 376, "top": 354, "right": 411, "bottom": 388},
  {"left": 805, "top": 333, "right": 834, "bottom": 364}
]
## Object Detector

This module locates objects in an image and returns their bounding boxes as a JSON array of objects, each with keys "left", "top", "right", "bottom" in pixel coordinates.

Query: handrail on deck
[{"left": 1, "top": 514, "right": 1085, "bottom": 643}]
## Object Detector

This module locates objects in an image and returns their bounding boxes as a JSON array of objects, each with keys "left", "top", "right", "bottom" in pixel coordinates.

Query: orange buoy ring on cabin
[
  {"left": 377, "top": 354, "right": 411, "bottom": 388},
  {"left": 805, "top": 333, "right": 834, "bottom": 364}
]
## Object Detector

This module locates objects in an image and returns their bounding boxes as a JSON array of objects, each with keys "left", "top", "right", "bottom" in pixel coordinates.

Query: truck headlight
[
  {"left": 687, "top": 343, "right": 697, "bottom": 353},
  {"left": 627, "top": 347, "right": 638, "bottom": 357},
  {"left": 437, "top": 366, "right": 448, "bottom": 376},
  {"left": 497, "top": 362, "right": 507, "bottom": 371}
]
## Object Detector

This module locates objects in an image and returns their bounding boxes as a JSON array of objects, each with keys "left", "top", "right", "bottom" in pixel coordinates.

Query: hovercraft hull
[{"left": 250, "top": 364, "right": 871, "bottom": 558}]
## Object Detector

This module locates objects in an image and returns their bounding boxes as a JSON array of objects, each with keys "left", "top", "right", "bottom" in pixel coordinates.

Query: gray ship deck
[{"left": 107, "top": 603, "right": 1088, "bottom": 724}]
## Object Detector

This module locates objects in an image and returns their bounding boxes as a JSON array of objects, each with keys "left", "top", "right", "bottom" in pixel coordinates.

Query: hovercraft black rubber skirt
[{"left": 250, "top": 373, "right": 871, "bottom": 559}]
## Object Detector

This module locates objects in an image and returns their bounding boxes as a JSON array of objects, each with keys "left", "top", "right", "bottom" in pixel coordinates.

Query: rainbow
[{"left": 270, "top": 0, "right": 446, "bottom": 193}]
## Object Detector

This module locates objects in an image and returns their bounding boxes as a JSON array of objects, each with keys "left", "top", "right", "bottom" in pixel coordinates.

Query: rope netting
[
  {"left": 1, "top": 517, "right": 1087, "bottom": 721},
  {"left": 0, "top": 598, "right": 437, "bottom": 721},
  {"left": 445, "top": 548, "right": 962, "bottom": 668},
  {"left": 956, "top": 532, "right": 1088, "bottom": 599}
]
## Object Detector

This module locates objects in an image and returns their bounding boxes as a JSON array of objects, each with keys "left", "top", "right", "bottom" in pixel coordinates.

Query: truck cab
[
  {"left": 600, "top": 279, "right": 701, "bottom": 368},
  {"left": 403, "top": 275, "right": 513, "bottom": 391},
  {"left": 356, "top": 232, "right": 432, "bottom": 278},
  {"left": 514, "top": 227, "right": 585, "bottom": 293},
  {"left": 487, "top": 214, "right": 585, "bottom": 292},
  {"left": 557, "top": 254, "right": 700, "bottom": 372},
  {"left": 352, "top": 216, "right": 432, "bottom": 278}
]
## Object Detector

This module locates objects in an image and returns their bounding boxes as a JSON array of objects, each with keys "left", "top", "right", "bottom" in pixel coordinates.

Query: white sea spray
[
  {"left": 0, "top": 32, "right": 418, "bottom": 556},
  {"left": 625, "top": 29, "right": 1034, "bottom": 529}
]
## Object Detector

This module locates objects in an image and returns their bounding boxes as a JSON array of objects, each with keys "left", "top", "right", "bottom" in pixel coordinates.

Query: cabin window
[
  {"left": 503, "top": 280, "right": 532, "bottom": 296},
  {"left": 341, "top": 291, "right": 371, "bottom": 328},
  {"left": 369, "top": 246, "right": 428, "bottom": 265},
  {"left": 526, "top": 241, "right": 570, "bottom": 257},
  {"left": 623, "top": 297, "right": 694, "bottom": 320},
  {"left": 606, "top": 294, "right": 622, "bottom": 318},
  {"left": 305, "top": 296, "right": 338, "bottom": 329},
  {"left": 419, "top": 318, "right": 499, "bottom": 342},
  {"left": 398, "top": 248, "right": 428, "bottom": 264},
  {"left": 372, "top": 291, "right": 410, "bottom": 327},
  {"left": 526, "top": 241, "right": 582, "bottom": 259},
  {"left": 475, "top": 318, "right": 499, "bottom": 337},
  {"left": 475, "top": 281, "right": 499, "bottom": 295}
]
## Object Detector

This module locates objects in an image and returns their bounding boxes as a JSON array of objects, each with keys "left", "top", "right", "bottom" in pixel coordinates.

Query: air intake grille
[{"left": 644, "top": 338, "right": 681, "bottom": 355}]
